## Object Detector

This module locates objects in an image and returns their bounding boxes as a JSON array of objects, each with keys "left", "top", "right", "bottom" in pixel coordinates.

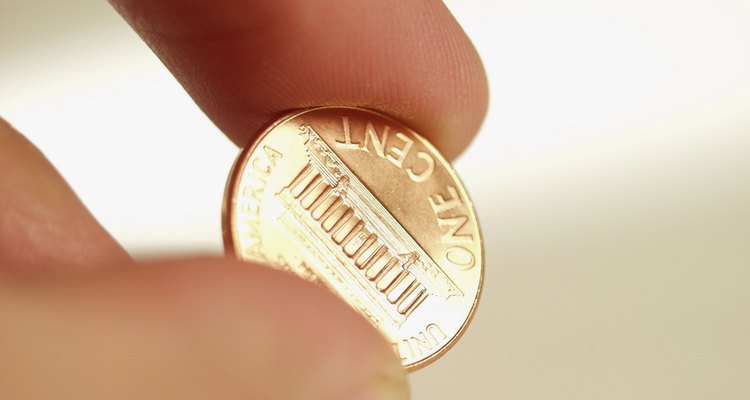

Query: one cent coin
[{"left": 223, "top": 107, "right": 483, "bottom": 371}]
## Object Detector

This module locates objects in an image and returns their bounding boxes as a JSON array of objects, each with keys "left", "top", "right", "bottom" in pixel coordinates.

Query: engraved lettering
[
  {"left": 426, "top": 323, "right": 447, "bottom": 342},
  {"left": 238, "top": 148, "right": 283, "bottom": 257},
  {"left": 242, "top": 183, "right": 264, "bottom": 203},
  {"left": 445, "top": 246, "right": 475, "bottom": 270},
  {"left": 333, "top": 119, "right": 435, "bottom": 185},
  {"left": 386, "top": 132, "right": 414, "bottom": 169},
  {"left": 335, "top": 116, "right": 361, "bottom": 149},
  {"left": 392, "top": 324, "right": 447, "bottom": 359},
  {"left": 360, "top": 121, "right": 389, "bottom": 157},
  {"left": 238, "top": 175, "right": 264, "bottom": 256},
  {"left": 391, "top": 343, "right": 408, "bottom": 362},
  {"left": 240, "top": 201, "right": 259, "bottom": 215},
  {"left": 429, "top": 185, "right": 477, "bottom": 271},
  {"left": 250, "top": 145, "right": 282, "bottom": 175},
  {"left": 437, "top": 215, "right": 474, "bottom": 243},
  {"left": 391, "top": 340, "right": 413, "bottom": 361},
  {"left": 406, "top": 151, "right": 435, "bottom": 183},
  {"left": 263, "top": 145, "right": 282, "bottom": 166},
  {"left": 251, "top": 157, "right": 270, "bottom": 175},
  {"left": 409, "top": 332, "right": 433, "bottom": 356},
  {"left": 429, "top": 185, "right": 462, "bottom": 214},
  {"left": 239, "top": 218, "right": 260, "bottom": 251}
]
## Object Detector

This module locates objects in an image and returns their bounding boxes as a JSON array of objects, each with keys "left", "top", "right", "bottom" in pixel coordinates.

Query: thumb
[{"left": 0, "top": 257, "right": 410, "bottom": 400}]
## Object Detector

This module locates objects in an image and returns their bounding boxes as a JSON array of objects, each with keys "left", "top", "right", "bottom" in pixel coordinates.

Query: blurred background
[{"left": 2, "top": 0, "right": 749, "bottom": 399}]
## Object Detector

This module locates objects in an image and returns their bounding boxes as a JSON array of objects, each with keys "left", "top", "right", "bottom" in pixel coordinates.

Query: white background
[{"left": 2, "top": 0, "right": 750, "bottom": 398}]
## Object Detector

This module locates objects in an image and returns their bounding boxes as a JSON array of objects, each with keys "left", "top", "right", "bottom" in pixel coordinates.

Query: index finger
[{"left": 109, "top": 0, "right": 488, "bottom": 160}]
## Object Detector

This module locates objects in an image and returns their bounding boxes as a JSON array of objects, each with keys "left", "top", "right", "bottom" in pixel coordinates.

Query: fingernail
[{"left": 347, "top": 360, "right": 410, "bottom": 400}]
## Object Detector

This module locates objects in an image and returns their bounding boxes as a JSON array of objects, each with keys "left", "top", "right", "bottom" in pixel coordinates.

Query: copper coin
[{"left": 223, "top": 107, "right": 483, "bottom": 371}]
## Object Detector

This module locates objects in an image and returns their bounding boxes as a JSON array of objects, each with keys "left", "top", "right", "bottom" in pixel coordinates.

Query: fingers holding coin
[
  {"left": 0, "top": 119, "right": 408, "bottom": 399},
  {"left": 0, "top": 257, "right": 409, "bottom": 400},
  {"left": 109, "top": 0, "right": 489, "bottom": 159}
]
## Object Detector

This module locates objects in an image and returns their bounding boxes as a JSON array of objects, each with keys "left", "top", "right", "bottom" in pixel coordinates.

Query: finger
[
  {"left": 0, "top": 257, "right": 409, "bottom": 400},
  {"left": 109, "top": 0, "right": 488, "bottom": 159},
  {"left": 0, "top": 118, "right": 130, "bottom": 273}
]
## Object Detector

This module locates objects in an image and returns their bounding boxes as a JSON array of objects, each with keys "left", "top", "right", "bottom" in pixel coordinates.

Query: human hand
[{"left": 0, "top": 0, "right": 487, "bottom": 399}]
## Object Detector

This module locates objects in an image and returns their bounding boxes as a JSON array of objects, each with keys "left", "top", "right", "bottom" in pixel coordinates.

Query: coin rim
[{"left": 221, "top": 106, "right": 485, "bottom": 372}]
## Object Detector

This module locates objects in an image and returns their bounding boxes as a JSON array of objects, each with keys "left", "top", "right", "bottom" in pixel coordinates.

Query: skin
[{"left": 0, "top": 0, "right": 488, "bottom": 399}]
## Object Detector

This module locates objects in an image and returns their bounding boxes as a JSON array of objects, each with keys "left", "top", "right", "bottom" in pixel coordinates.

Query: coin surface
[{"left": 223, "top": 107, "right": 483, "bottom": 371}]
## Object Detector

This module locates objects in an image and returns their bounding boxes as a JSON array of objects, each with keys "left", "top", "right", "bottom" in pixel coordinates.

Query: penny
[{"left": 223, "top": 107, "right": 483, "bottom": 371}]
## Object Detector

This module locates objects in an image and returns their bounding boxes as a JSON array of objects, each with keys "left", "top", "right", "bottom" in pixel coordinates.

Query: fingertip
[
  {"left": 131, "top": 257, "right": 410, "bottom": 400},
  {"left": 110, "top": 0, "right": 487, "bottom": 160},
  {"left": 0, "top": 256, "right": 409, "bottom": 399}
]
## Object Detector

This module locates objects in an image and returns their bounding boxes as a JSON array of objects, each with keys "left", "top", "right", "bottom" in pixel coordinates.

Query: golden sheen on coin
[{"left": 223, "top": 107, "right": 483, "bottom": 371}]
